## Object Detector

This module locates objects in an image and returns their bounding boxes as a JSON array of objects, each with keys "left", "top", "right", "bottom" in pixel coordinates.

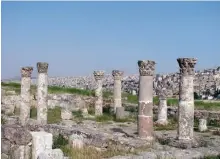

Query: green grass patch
[
  {"left": 48, "top": 107, "right": 61, "bottom": 124},
  {"left": 30, "top": 107, "right": 37, "bottom": 119},
  {"left": 30, "top": 107, "right": 61, "bottom": 124},
  {"left": 154, "top": 118, "right": 177, "bottom": 131},
  {"left": 95, "top": 113, "right": 113, "bottom": 122}
]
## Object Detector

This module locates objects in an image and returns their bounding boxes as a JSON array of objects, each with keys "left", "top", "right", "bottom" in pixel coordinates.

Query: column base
[
  {"left": 155, "top": 119, "right": 168, "bottom": 126},
  {"left": 138, "top": 115, "right": 154, "bottom": 140}
]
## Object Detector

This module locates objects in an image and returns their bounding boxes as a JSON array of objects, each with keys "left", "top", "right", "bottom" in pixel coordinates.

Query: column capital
[
  {"left": 93, "top": 71, "right": 104, "bottom": 80},
  {"left": 37, "top": 62, "right": 49, "bottom": 73},
  {"left": 112, "top": 70, "right": 124, "bottom": 80},
  {"left": 177, "top": 58, "right": 197, "bottom": 76},
  {"left": 138, "top": 60, "right": 156, "bottom": 76},
  {"left": 21, "top": 67, "right": 33, "bottom": 78},
  {"left": 158, "top": 88, "right": 168, "bottom": 99}
]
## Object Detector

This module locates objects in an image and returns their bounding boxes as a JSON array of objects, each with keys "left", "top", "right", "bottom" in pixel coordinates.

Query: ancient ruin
[
  {"left": 37, "top": 62, "right": 49, "bottom": 125},
  {"left": 20, "top": 67, "right": 33, "bottom": 126},
  {"left": 137, "top": 60, "right": 155, "bottom": 140},
  {"left": 112, "top": 70, "right": 123, "bottom": 113},
  {"left": 1, "top": 60, "right": 220, "bottom": 159},
  {"left": 177, "top": 58, "right": 197, "bottom": 141},
  {"left": 93, "top": 70, "right": 104, "bottom": 116}
]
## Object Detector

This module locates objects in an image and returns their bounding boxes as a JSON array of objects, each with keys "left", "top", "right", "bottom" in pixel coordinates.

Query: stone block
[
  {"left": 61, "top": 109, "right": 73, "bottom": 120},
  {"left": 199, "top": 119, "right": 208, "bottom": 132},
  {"left": 38, "top": 149, "right": 64, "bottom": 159},
  {"left": 30, "top": 131, "right": 53, "bottom": 159},
  {"left": 10, "top": 145, "right": 31, "bottom": 159},
  {"left": 69, "top": 134, "right": 84, "bottom": 149}
]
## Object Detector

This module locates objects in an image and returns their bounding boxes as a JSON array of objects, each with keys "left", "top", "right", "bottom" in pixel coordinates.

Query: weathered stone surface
[
  {"left": 138, "top": 60, "right": 156, "bottom": 76},
  {"left": 177, "top": 58, "right": 197, "bottom": 141},
  {"left": 94, "top": 71, "right": 104, "bottom": 116},
  {"left": 37, "top": 62, "right": 49, "bottom": 125},
  {"left": 1, "top": 153, "right": 9, "bottom": 159},
  {"left": 2, "top": 124, "right": 32, "bottom": 145},
  {"left": 20, "top": 67, "right": 33, "bottom": 126},
  {"left": 31, "top": 131, "right": 53, "bottom": 159},
  {"left": 112, "top": 70, "right": 123, "bottom": 113},
  {"left": 10, "top": 145, "right": 31, "bottom": 159},
  {"left": 137, "top": 61, "right": 155, "bottom": 139},
  {"left": 38, "top": 149, "right": 64, "bottom": 159},
  {"left": 37, "top": 62, "right": 49, "bottom": 74},
  {"left": 116, "top": 107, "right": 125, "bottom": 120},
  {"left": 156, "top": 98, "right": 168, "bottom": 125},
  {"left": 199, "top": 119, "right": 208, "bottom": 132},
  {"left": 61, "top": 109, "right": 73, "bottom": 120},
  {"left": 21, "top": 67, "right": 33, "bottom": 78},
  {"left": 69, "top": 134, "right": 84, "bottom": 149},
  {"left": 1, "top": 138, "right": 11, "bottom": 155}
]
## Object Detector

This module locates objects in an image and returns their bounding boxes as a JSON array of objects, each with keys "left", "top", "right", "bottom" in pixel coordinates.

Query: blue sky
[{"left": 2, "top": 2, "right": 220, "bottom": 79}]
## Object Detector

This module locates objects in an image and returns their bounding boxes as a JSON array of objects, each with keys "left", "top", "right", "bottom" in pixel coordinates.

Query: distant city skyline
[{"left": 2, "top": 2, "right": 220, "bottom": 79}]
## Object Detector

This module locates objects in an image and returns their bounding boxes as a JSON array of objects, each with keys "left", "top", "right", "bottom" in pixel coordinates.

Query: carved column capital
[
  {"left": 112, "top": 70, "right": 123, "bottom": 80},
  {"left": 37, "top": 62, "right": 49, "bottom": 73},
  {"left": 138, "top": 60, "right": 156, "bottom": 76},
  {"left": 177, "top": 58, "right": 197, "bottom": 76},
  {"left": 93, "top": 71, "right": 105, "bottom": 80},
  {"left": 21, "top": 67, "right": 33, "bottom": 78}
]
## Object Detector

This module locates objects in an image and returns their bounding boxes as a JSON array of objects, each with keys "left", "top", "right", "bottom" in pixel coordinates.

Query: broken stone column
[
  {"left": 137, "top": 60, "right": 156, "bottom": 140},
  {"left": 116, "top": 107, "right": 125, "bottom": 120},
  {"left": 93, "top": 71, "right": 104, "bottom": 116},
  {"left": 37, "top": 62, "right": 49, "bottom": 125},
  {"left": 199, "top": 119, "right": 207, "bottom": 132},
  {"left": 112, "top": 70, "right": 124, "bottom": 113},
  {"left": 30, "top": 131, "right": 53, "bottom": 159},
  {"left": 20, "top": 67, "right": 33, "bottom": 126},
  {"left": 156, "top": 89, "right": 168, "bottom": 125},
  {"left": 177, "top": 58, "right": 197, "bottom": 141}
]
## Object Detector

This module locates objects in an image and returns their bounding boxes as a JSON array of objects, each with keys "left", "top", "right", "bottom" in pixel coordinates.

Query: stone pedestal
[
  {"left": 20, "top": 67, "right": 33, "bottom": 126},
  {"left": 93, "top": 71, "right": 104, "bottom": 116},
  {"left": 112, "top": 70, "right": 123, "bottom": 113},
  {"left": 61, "top": 109, "right": 73, "bottom": 120},
  {"left": 177, "top": 58, "right": 197, "bottom": 141},
  {"left": 30, "top": 131, "right": 53, "bottom": 159},
  {"left": 199, "top": 119, "right": 207, "bottom": 132},
  {"left": 137, "top": 60, "right": 156, "bottom": 140},
  {"left": 156, "top": 95, "right": 168, "bottom": 125},
  {"left": 116, "top": 107, "right": 125, "bottom": 120},
  {"left": 69, "top": 134, "right": 84, "bottom": 149},
  {"left": 37, "top": 62, "right": 49, "bottom": 125}
]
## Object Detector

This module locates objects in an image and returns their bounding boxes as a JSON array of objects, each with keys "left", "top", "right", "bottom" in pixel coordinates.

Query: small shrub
[
  {"left": 95, "top": 113, "right": 113, "bottom": 122},
  {"left": 72, "top": 110, "right": 83, "bottom": 118},
  {"left": 1, "top": 116, "right": 6, "bottom": 124},
  {"left": 53, "top": 134, "right": 68, "bottom": 149}
]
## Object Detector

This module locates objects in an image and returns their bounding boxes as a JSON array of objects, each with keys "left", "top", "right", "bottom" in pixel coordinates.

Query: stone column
[
  {"left": 156, "top": 92, "right": 168, "bottom": 125},
  {"left": 20, "top": 67, "right": 33, "bottom": 126},
  {"left": 37, "top": 62, "right": 49, "bottom": 125},
  {"left": 93, "top": 71, "right": 104, "bottom": 116},
  {"left": 198, "top": 119, "right": 207, "bottom": 132},
  {"left": 112, "top": 70, "right": 123, "bottom": 113},
  {"left": 137, "top": 60, "right": 156, "bottom": 140},
  {"left": 177, "top": 58, "right": 197, "bottom": 141}
]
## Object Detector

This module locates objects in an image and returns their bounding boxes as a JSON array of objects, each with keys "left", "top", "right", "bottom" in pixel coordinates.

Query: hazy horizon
[{"left": 2, "top": 2, "right": 220, "bottom": 79}]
